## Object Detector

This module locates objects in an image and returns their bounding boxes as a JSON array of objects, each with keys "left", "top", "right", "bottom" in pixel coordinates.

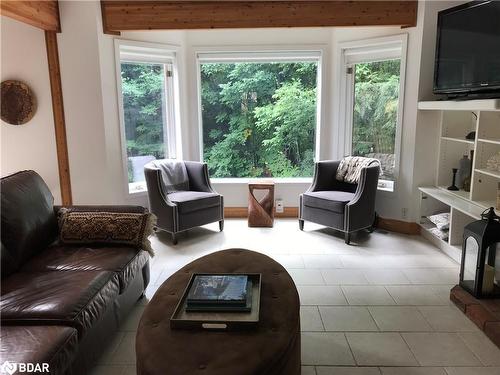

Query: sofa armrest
[{"left": 184, "top": 161, "right": 216, "bottom": 193}]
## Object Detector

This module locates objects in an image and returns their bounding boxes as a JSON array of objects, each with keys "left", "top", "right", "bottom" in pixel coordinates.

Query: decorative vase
[
  {"left": 448, "top": 168, "right": 459, "bottom": 191},
  {"left": 457, "top": 154, "right": 471, "bottom": 189},
  {"left": 463, "top": 176, "right": 471, "bottom": 192},
  {"left": 464, "top": 150, "right": 474, "bottom": 192}
]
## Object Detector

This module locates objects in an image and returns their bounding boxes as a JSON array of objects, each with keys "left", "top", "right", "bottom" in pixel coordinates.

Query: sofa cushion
[
  {"left": 0, "top": 270, "right": 120, "bottom": 336},
  {"left": 302, "top": 191, "right": 355, "bottom": 214},
  {"left": 168, "top": 191, "right": 221, "bottom": 214},
  {"left": 22, "top": 245, "right": 149, "bottom": 293},
  {"left": 0, "top": 325, "right": 78, "bottom": 375},
  {"left": 1, "top": 171, "right": 58, "bottom": 278}
]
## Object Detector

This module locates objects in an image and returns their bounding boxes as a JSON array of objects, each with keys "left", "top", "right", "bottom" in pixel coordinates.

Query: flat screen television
[{"left": 434, "top": 0, "right": 500, "bottom": 98}]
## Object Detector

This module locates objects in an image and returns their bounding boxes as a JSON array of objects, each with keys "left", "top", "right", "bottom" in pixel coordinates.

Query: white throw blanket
[
  {"left": 335, "top": 156, "right": 381, "bottom": 184},
  {"left": 152, "top": 160, "right": 189, "bottom": 193}
]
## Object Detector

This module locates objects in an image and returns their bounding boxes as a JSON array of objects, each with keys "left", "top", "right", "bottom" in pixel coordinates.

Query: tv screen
[{"left": 434, "top": 0, "right": 500, "bottom": 95}]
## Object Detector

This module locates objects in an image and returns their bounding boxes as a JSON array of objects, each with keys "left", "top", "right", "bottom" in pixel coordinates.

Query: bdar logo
[{"left": 1, "top": 361, "right": 17, "bottom": 375}]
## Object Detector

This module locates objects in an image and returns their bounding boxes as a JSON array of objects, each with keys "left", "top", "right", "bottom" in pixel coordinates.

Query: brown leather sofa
[{"left": 0, "top": 171, "right": 150, "bottom": 375}]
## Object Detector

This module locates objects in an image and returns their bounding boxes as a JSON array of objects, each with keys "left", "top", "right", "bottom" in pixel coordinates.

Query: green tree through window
[
  {"left": 352, "top": 59, "right": 400, "bottom": 185},
  {"left": 200, "top": 62, "right": 318, "bottom": 178},
  {"left": 121, "top": 62, "right": 166, "bottom": 186}
]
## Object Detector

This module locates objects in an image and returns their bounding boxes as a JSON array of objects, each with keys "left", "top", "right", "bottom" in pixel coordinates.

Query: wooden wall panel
[
  {"left": 45, "top": 31, "right": 72, "bottom": 205},
  {"left": 0, "top": 1, "right": 60, "bottom": 32},
  {"left": 101, "top": 1, "right": 418, "bottom": 33},
  {"left": 225, "top": 207, "right": 420, "bottom": 235},
  {"left": 377, "top": 217, "right": 420, "bottom": 235}
]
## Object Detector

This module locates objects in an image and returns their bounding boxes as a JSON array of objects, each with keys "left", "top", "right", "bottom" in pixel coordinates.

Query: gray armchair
[
  {"left": 299, "top": 160, "right": 379, "bottom": 244},
  {"left": 144, "top": 160, "right": 224, "bottom": 244}
]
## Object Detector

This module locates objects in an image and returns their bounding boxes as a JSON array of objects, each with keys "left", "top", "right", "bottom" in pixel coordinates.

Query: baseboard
[
  {"left": 224, "top": 207, "right": 420, "bottom": 235},
  {"left": 224, "top": 207, "right": 298, "bottom": 218},
  {"left": 377, "top": 217, "right": 420, "bottom": 235}
]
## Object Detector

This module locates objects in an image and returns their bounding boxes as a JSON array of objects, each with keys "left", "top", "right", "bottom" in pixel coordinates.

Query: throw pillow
[
  {"left": 58, "top": 209, "right": 156, "bottom": 256},
  {"left": 336, "top": 156, "right": 381, "bottom": 184},
  {"left": 428, "top": 227, "right": 449, "bottom": 241},
  {"left": 428, "top": 212, "right": 450, "bottom": 231}
]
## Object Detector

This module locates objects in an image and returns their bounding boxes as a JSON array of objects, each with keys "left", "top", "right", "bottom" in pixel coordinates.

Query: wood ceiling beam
[
  {"left": 0, "top": 1, "right": 61, "bottom": 32},
  {"left": 100, "top": 0, "right": 418, "bottom": 33},
  {"left": 45, "top": 31, "right": 72, "bottom": 205}
]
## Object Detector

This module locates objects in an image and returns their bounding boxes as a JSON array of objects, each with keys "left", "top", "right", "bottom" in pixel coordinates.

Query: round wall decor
[{"left": 1, "top": 80, "right": 37, "bottom": 125}]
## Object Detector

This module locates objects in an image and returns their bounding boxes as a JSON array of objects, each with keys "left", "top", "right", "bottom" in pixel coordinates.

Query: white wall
[
  {"left": 0, "top": 17, "right": 62, "bottom": 204},
  {"left": 57, "top": 0, "right": 117, "bottom": 204},
  {"left": 50, "top": 0, "right": 460, "bottom": 221}
]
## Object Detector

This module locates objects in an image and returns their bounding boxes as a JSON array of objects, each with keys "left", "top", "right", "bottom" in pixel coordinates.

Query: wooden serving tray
[{"left": 170, "top": 273, "right": 261, "bottom": 331}]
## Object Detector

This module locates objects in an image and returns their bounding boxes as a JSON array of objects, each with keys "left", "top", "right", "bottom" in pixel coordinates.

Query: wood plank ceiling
[
  {"left": 0, "top": 0, "right": 61, "bottom": 32},
  {"left": 101, "top": 0, "right": 418, "bottom": 34}
]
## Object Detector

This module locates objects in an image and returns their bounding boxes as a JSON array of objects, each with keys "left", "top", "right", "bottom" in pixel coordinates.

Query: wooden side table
[{"left": 248, "top": 181, "right": 275, "bottom": 227}]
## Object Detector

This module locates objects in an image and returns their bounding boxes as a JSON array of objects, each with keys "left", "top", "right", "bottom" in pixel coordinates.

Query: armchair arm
[
  {"left": 307, "top": 160, "right": 342, "bottom": 192},
  {"left": 184, "top": 161, "right": 216, "bottom": 193},
  {"left": 345, "top": 165, "right": 379, "bottom": 231},
  {"left": 144, "top": 165, "right": 177, "bottom": 232}
]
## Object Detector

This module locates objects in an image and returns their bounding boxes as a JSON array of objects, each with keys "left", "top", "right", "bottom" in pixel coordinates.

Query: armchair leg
[
  {"left": 344, "top": 232, "right": 351, "bottom": 245},
  {"left": 367, "top": 212, "right": 378, "bottom": 233},
  {"left": 219, "top": 220, "right": 224, "bottom": 232},
  {"left": 299, "top": 219, "right": 304, "bottom": 231},
  {"left": 171, "top": 233, "right": 178, "bottom": 245}
]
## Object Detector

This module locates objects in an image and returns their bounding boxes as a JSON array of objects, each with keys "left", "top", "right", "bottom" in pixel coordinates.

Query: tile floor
[{"left": 91, "top": 219, "right": 500, "bottom": 375}]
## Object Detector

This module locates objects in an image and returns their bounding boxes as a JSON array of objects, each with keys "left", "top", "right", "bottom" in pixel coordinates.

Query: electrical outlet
[
  {"left": 275, "top": 199, "right": 284, "bottom": 213},
  {"left": 402, "top": 207, "right": 408, "bottom": 220}
]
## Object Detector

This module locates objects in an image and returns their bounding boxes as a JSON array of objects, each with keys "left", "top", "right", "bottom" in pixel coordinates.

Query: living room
[{"left": 1, "top": 1, "right": 500, "bottom": 375}]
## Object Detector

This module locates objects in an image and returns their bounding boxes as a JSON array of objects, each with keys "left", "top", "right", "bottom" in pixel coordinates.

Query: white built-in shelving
[
  {"left": 418, "top": 99, "right": 500, "bottom": 262},
  {"left": 418, "top": 99, "right": 500, "bottom": 111}
]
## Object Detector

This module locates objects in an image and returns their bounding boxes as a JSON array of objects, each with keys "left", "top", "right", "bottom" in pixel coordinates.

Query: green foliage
[
  {"left": 121, "top": 63, "right": 165, "bottom": 160},
  {"left": 352, "top": 60, "right": 400, "bottom": 179},
  {"left": 201, "top": 62, "right": 318, "bottom": 178}
]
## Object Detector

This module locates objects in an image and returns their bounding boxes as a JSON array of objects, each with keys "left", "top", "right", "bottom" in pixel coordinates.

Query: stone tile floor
[{"left": 91, "top": 219, "right": 500, "bottom": 375}]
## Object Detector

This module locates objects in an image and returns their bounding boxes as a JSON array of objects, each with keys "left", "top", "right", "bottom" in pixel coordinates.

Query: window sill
[
  {"left": 211, "top": 177, "right": 313, "bottom": 184},
  {"left": 127, "top": 178, "right": 394, "bottom": 194},
  {"left": 128, "top": 182, "right": 148, "bottom": 196}
]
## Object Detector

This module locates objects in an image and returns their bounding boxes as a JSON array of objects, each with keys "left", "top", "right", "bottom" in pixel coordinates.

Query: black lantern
[{"left": 460, "top": 207, "right": 500, "bottom": 298}]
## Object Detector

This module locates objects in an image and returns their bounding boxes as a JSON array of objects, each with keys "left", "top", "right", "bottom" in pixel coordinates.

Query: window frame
[
  {"left": 338, "top": 34, "right": 408, "bottom": 194},
  {"left": 195, "top": 46, "right": 325, "bottom": 182},
  {"left": 114, "top": 40, "right": 180, "bottom": 196}
]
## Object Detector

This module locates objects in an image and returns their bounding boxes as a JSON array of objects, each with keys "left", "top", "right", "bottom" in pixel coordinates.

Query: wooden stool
[{"left": 248, "top": 182, "right": 275, "bottom": 227}]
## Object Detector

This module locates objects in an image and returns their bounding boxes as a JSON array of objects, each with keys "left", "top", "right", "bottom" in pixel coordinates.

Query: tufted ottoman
[{"left": 136, "top": 249, "right": 300, "bottom": 375}]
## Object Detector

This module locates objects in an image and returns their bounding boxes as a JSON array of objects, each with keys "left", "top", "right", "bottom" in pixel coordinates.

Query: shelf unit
[{"left": 418, "top": 99, "right": 500, "bottom": 262}]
